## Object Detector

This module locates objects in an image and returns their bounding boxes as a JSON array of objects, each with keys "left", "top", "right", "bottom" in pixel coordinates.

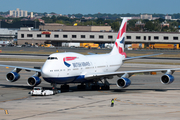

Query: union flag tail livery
[{"left": 110, "top": 17, "right": 131, "bottom": 58}]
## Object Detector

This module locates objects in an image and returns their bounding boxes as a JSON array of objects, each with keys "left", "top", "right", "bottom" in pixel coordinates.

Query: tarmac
[
  {"left": 1, "top": 90, "right": 180, "bottom": 120},
  {"left": 0, "top": 54, "right": 180, "bottom": 119}
]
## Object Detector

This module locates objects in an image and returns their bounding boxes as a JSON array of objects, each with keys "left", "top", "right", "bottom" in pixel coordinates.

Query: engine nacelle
[
  {"left": 27, "top": 76, "right": 41, "bottom": 87},
  {"left": 116, "top": 77, "right": 131, "bottom": 88},
  {"left": 160, "top": 74, "right": 174, "bottom": 85},
  {"left": 6, "top": 72, "right": 20, "bottom": 82}
]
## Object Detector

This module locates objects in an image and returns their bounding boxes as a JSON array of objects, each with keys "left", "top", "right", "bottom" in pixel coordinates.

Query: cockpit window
[{"left": 47, "top": 57, "right": 58, "bottom": 60}]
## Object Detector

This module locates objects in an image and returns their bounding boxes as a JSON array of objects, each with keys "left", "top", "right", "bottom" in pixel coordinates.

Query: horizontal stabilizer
[{"left": 124, "top": 53, "right": 163, "bottom": 61}]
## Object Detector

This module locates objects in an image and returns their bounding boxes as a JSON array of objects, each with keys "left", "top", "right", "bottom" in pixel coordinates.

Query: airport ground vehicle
[
  {"left": 29, "top": 87, "right": 54, "bottom": 96},
  {"left": 105, "top": 43, "right": 114, "bottom": 49},
  {"left": 41, "top": 44, "right": 55, "bottom": 48},
  {"left": 127, "top": 43, "right": 180, "bottom": 50},
  {"left": 62, "top": 42, "right": 100, "bottom": 49},
  {"left": 62, "top": 42, "right": 80, "bottom": 48},
  {"left": 80, "top": 43, "right": 100, "bottom": 49},
  {"left": 131, "top": 43, "right": 145, "bottom": 49},
  {"left": 148, "top": 44, "right": 179, "bottom": 49}
]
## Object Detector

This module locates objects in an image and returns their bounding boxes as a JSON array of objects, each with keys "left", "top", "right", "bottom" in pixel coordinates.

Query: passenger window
[{"left": 47, "top": 57, "right": 58, "bottom": 60}]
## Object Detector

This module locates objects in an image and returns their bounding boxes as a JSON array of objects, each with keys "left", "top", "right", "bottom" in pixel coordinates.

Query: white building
[
  {"left": 140, "top": 14, "right": 152, "bottom": 20},
  {"left": 165, "top": 15, "right": 172, "bottom": 20},
  {"left": 30, "top": 12, "right": 33, "bottom": 18},
  {"left": 9, "top": 8, "right": 28, "bottom": 17}
]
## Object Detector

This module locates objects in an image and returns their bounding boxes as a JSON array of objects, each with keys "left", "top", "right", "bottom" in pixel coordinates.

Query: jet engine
[
  {"left": 160, "top": 74, "right": 174, "bottom": 84},
  {"left": 6, "top": 72, "right": 20, "bottom": 82},
  {"left": 116, "top": 77, "right": 131, "bottom": 88},
  {"left": 27, "top": 76, "right": 41, "bottom": 87}
]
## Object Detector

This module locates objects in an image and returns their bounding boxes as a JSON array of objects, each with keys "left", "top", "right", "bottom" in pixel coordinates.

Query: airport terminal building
[{"left": 17, "top": 25, "right": 180, "bottom": 46}]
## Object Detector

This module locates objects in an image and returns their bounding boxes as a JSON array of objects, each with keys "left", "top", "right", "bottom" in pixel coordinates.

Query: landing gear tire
[
  {"left": 91, "top": 85, "right": 100, "bottom": 90},
  {"left": 101, "top": 86, "right": 110, "bottom": 90},
  {"left": 61, "top": 85, "right": 69, "bottom": 92},
  {"left": 77, "top": 85, "right": 86, "bottom": 90}
]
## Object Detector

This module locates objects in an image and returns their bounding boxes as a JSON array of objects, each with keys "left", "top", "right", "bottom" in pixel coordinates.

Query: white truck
[
  {"left": 62, "top": 42, "right": 80, "bottom": 48},
  {"left": 105, "top": 43, "right": 114, "bottom": 49},
  {"left": 29, "top": 87, "right": 55, "bottom": 96}
]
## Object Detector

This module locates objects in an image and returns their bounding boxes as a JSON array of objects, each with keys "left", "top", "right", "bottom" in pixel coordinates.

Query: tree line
[
  {"left": 1, "top": 12, "right": 180, "bottom": 32},
  {"left": 41, "top": 16, "right": 180, "bottom": 32}
]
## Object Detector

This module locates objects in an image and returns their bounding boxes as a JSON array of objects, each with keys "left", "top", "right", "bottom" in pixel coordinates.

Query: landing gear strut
[
  {"left": 51, "top": 83, "right": 58, "bottom": 94},
  {"left": 90, "top": 79, "right": 110, "bottom": 90},
  {"left": 100, "top": 79, "right": 110, "bottom": 90},
  {"left": 91, "top": 81, "right": 100, "bottom": 90}
]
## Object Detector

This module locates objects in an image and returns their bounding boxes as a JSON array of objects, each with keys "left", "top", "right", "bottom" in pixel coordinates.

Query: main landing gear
[
  {"left": 51, "top": 83, "right": 58, "bottom": 94},
  {"left": 101, "top": 79, "right": 110, "bottom": 90},
  {"left": 61, "top": 84, "right": 69, "bottom": 92},
  {"left": 51, "top": 78, "right": 110, "bottom": 92},
  {"left": 91, "top": 79, "right": 110, "bottom": 90},
  {"left": 77, "top": 83, "right": 86, "bottom": 90},
  {"left": 77, "top": 79, "right": 110, "bottom": 91},
  {"left": 51, "top": 83, "right": 70, "bottom": 93}
]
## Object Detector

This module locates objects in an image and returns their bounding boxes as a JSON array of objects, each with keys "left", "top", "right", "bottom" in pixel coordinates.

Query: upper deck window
[{"left": 47, "top": 57, "right": 58, "bottom": 60}]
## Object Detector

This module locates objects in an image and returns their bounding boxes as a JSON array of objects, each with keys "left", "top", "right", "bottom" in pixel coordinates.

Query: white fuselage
[{"left": 41, "top": 52, "right": 124, "bottom": 84}]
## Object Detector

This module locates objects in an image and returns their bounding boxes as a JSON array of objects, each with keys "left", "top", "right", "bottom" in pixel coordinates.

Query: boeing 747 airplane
[{"left": 1, "top": 17, "right": 180, "bottom": 90}]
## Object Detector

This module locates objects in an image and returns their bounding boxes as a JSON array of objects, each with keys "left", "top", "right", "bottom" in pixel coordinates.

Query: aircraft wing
[
  {"left": 84, "top": 68, "right": 180, "bottom": 79},
  {"left": 124, "top": 53, "right": 163, "bottom": 61},
  {"left": 0, "top": 64, "right": 41, "bottom": 72}
]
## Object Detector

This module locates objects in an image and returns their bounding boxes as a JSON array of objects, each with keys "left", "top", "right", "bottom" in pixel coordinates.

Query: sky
[{"left": 0, "top": 0, "right": 180, "bottom": 15}]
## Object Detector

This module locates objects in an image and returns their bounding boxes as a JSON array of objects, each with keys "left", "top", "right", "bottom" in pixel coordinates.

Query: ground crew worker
[{"left": 111, "top": 99, "right": 114, "bottom": 107}]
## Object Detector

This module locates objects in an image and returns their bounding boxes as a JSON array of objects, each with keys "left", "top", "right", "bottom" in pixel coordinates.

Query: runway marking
[{"left": 0, "top": 96, "right": 30, "bottom": 115}]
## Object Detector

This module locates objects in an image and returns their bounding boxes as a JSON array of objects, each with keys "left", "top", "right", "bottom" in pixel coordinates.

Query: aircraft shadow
[{"left": 1, "top": 84, "right": 180, "bottom": 94}]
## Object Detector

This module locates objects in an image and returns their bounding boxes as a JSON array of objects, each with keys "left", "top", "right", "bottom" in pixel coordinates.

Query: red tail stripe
[
  {"left": 120, "top": 22, "right": 127, "bottom": 38},
  {"left": 119, "top": 47, "right": 122, "bottom": 53},
  {"left": 116, "top": 22, "right": 127, "bottom": 39},
  {"left": 115, "top": 42, "right": 118, "bottom": 47}
]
